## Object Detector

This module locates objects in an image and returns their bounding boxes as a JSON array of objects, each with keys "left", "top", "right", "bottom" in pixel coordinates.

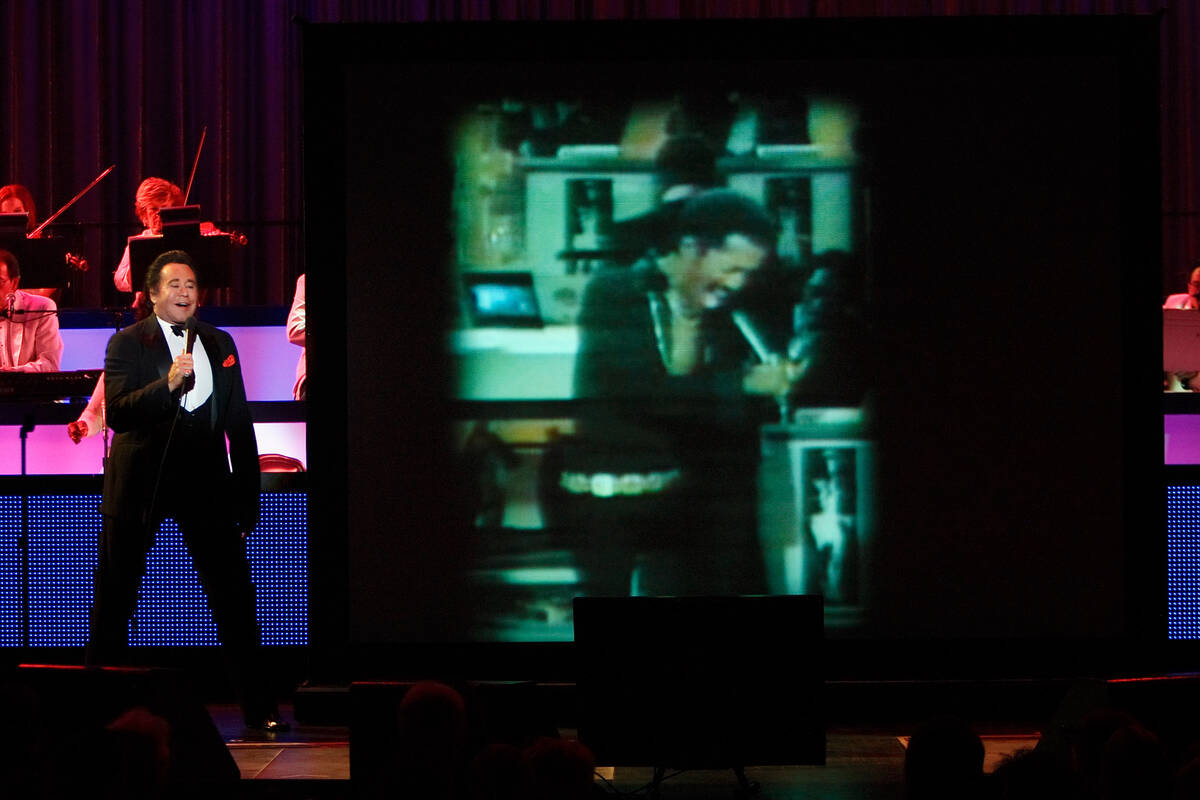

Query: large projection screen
[{"left": 304, "top": 17, "right": 1163, "bottom": 675}]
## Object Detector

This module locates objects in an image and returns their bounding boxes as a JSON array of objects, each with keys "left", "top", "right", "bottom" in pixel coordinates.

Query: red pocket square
[{"left": 222, "top": 354, "right": 236, "bottom": 368}]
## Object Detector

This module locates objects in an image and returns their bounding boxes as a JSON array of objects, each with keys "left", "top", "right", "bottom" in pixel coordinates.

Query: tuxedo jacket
[{"left": 100, "top": 314, "right": 260, "bottom": 530}]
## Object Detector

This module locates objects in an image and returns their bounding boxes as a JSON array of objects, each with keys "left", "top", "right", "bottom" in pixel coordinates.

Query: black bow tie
[{"left": 170, "top": 324, "right": 185, "bottom": 337}]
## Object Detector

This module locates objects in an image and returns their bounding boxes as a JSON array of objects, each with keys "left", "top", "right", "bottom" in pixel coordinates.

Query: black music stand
[
  {"left": 127, "top": 206, "right": 234, "bottom": 290},
  {"left": 0, "top": 214, "right": 74, "bottom": 288}
]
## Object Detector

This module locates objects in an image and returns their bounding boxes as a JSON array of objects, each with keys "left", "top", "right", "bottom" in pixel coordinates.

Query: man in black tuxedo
[{"left": 85, "top": 249, "right": 286, "bottom": 732}]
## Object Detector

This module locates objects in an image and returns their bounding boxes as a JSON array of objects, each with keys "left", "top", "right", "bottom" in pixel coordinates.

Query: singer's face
[
  {"left": 0, "top": 262, "right": 17, "bottom": 296},
  {"left": 150, "top": 262, "right": 197, "bottom": 324},
  {"left": 676, "top": 233, "right": 768, "bottom": 314}
]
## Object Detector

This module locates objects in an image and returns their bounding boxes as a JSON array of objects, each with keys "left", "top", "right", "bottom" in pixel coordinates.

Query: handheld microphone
[
  {"left": 731, "top": 310, "right": 774, "bottom": 363},
  {"left": 181, "top": 317, "right": 198, "bottom": 396},
  {"left": 184, "top": 316, "right": 197, "bottom": 355}
]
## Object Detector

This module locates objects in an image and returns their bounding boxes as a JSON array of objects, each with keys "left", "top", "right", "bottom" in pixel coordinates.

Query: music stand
[
  {"left": 573, "top": 595, "right": 825, "bottom": 790},
  {"left": 0, "top": 213, "right": 25, "bottom": 235},
  {"left": 0, "top": 213, "right": 74, "bottom": 288},
  {"left": 127, "top": 205, "right": 234, "bottom": 290}
]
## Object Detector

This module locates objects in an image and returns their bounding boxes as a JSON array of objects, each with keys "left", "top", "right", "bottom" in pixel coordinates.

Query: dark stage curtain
[
  {"left": 0, "top": 0, "right": 1192, "bottom": 305},
  {"left": 1, "top": 0, "right": 304, "bottom": 307}
]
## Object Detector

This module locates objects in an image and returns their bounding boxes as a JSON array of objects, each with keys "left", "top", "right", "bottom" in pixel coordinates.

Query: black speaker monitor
[{"left": 572, "top": 595, "right": 825, "bottom": 769}]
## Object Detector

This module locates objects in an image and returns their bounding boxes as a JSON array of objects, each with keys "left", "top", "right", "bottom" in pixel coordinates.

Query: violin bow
[
  {"left": 183, "top": 125, "right": 207, "bottom": 204},
  {"left": 28, "top": 164, "right": 115, "bottom": 238}
]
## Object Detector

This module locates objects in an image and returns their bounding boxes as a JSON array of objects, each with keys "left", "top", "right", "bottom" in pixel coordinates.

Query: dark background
[{"left": 0, "top": 2, "right": 1195, "bottom": 304}]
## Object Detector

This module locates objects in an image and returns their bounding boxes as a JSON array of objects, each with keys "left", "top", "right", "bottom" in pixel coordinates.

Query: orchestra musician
[
  {"left": 0, "top": 184, "right": 40, "bottom": 235},
  {"left": 68, "top": 295, "right": 154, "bottom": 444},
  {"left": 0, "top": 249, "right": 63, "bottom": 372},
  {"left": 287, "top": 274, "right": 306, "bottom": 400},
  {"left": 114, "top": 177, "right": 185, "bottom": 294},
  {"left": 1165, "top": 263, "right": 1200, "bottom": 391},
  {"left": 0, "top": 183, "right": 71, "bottom": 301},
  {"left": 114, "top": 176, "right": 246, "bottom": 300}
]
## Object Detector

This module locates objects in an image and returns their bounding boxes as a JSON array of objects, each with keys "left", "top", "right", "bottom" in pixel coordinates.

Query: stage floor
[{"left": 207, "top": 704, "right": 1040, "bottom": 798}]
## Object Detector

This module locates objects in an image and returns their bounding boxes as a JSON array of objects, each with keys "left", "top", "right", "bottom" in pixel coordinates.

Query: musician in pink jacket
[{"left": 0, "top": 249, "right": 62, "bottom": 373}]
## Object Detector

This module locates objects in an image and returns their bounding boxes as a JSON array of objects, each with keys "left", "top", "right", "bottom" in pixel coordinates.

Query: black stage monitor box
[
  {"left": 462, "top": 271, "right": 543, "bottom": 328},
  {"left": 0, "top": 212, "right": 27, "bottom": 235},
  {"left": 127, "top": 205, "right": 232, "bottom": 290},
  {"left": 573, "top": 595, "right": 825, "bottom": 768}
]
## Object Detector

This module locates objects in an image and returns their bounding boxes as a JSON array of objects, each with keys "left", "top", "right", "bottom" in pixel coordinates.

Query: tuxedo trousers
[{"left": 85, "top": 409, "right": 272, "bottom": 722}]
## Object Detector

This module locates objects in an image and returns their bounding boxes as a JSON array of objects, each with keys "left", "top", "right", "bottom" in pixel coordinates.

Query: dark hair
[
  {"left": 673, "top": 189, "right": 776, "bottom": 253},
  {"left": 654, "top": 134, "right": 719, "bottom": 193},
  {"left": 144, "top": 249, "right": 195, "bottom": 296},
  {"left": 0, "top": 249, "right": 19, "bottom": 279},
  {"left": 0, "top": 185, "right": 37, "bottom": 232}
]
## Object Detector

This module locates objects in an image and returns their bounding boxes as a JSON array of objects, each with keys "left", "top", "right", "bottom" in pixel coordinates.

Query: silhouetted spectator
[
  {"left": 468, "top": 742, "right": 524, "bottom": 800},
  {"left": 370, "top": 680, "right": 469, "bottom": 800},
  {"left": 990, "top": 746, "right": 1080, "bottom": 800},
  {"left": 0, "top": 682, "right": 48, "bottom": 799},
  {"left": 520, "top": 736, "right": 597, "bottom": 800},
  {"left": 1069, "top": 707, "right": 1141, "bottom": 799},
  {"left": 106, "top": 706, "right": 172, "bottom": 793},
  {"left": 904, "top": 716, "right": 986, "bottom": 800},
  {"left": 1172, "top": 749, "right": 1200, "bottom": 800},
  {"left": 1099, "top": 722, "right": 1168, "bottom": 800}
]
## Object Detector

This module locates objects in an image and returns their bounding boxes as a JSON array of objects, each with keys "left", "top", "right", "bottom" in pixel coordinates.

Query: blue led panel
[
  {"left": 130, "top": 516, "right": 221, "bottom": 647},
  {"left": 3, "top": 491, "right": 307, "bottom": 648},
  {"left": 28, "top": 494, "right": 99, "bottom": 646},
  {"left": 248, "top": 492, "right": 309, "bottom": 646},
  {"left": 1167, "top": 486, "right": 1200, "bottom": 640},
  {"left": 128, "top": 492, "right": 309, "bottom": 647},
  {"left": 0, "top": 496, "right": 23, "bottom": 647}
]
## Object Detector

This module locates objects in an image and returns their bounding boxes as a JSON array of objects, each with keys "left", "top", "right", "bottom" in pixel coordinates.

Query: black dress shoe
[{"left": 245, "top": 716, "right": 291, "bottom": 733}]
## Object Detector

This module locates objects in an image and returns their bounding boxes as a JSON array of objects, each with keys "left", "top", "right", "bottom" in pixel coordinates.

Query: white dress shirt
[{"left": 156, "top": 315, "right": 212, "bottom": 411}]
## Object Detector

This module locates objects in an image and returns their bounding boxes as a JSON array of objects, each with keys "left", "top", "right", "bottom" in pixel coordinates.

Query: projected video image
[
  {"left": 334, "top": 19, "right": 1158, "bottom": 652},
  {"left": 446, "top": 91, "right": 871, "bottom": 641}
]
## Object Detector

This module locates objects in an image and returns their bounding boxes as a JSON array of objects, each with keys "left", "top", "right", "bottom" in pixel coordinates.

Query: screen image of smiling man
[
  {"left": 86, "top": 248, "right": 288, "bottom": 732},
  {"left": 566, "top": 189, "right": 783, "bottom": 598},
  {"left": 574, "top": 188, "right": 784, "bottom": 399}
]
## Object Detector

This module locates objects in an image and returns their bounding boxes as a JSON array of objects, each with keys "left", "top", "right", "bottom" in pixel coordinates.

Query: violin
[{"left": 199, "top": 221, "right": 248, "bottom": 246}]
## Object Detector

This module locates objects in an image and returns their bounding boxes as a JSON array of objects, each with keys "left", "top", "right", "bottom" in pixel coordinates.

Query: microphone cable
[{"left": 143, "top": 318, "right": 197, "bottom": 533}]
